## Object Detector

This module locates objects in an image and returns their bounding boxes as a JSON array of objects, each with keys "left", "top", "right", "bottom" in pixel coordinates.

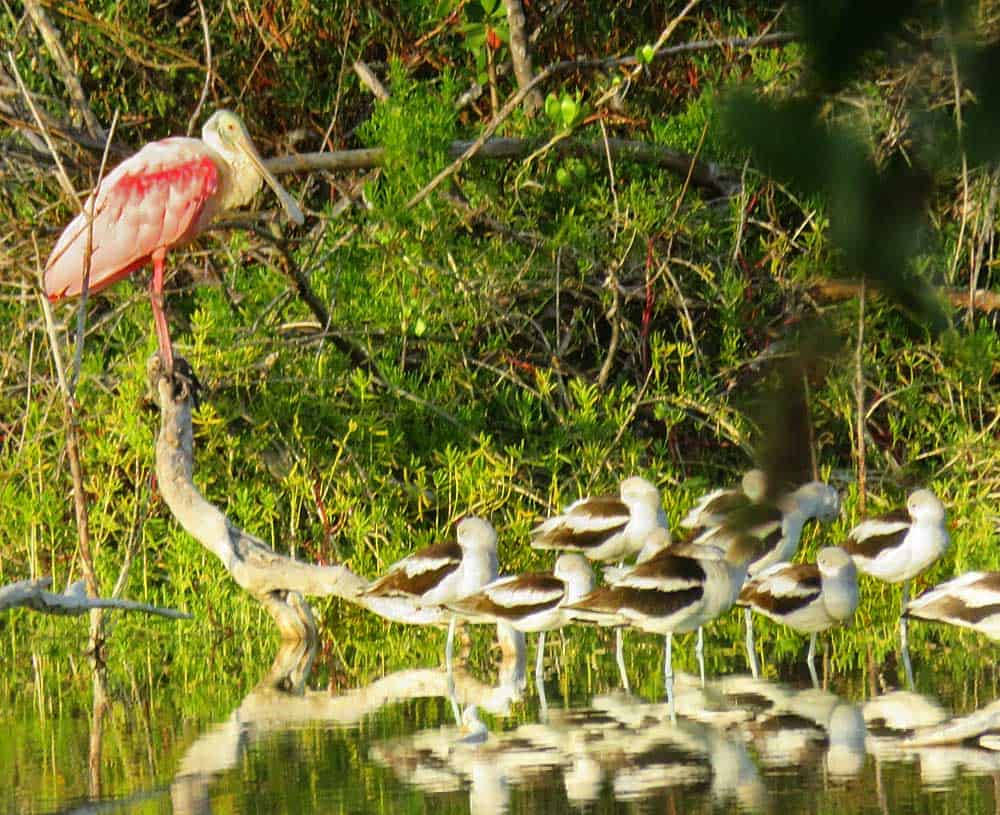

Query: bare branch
[
  {"left": 186, "top": 0, "right": 213, "bottom": 137},
  {"left": 0, "top": 577, "right": 190, "bottom": 619},
  {"left": 148, "top": 356, "right": 369, "bottom": 641},
  {"left": 264, "top": 137, "right": 739, "bottom": 197},
  {"left": 353, "top": 60, "right": 390, "bottom": 101},
  {"left": 503, "top": 0, "right": 542, "bottom": 112},
  {"left": 809, "top": 278, "right": 1000, "bottom": 313},
  {"left": 22, "top": 0, "right": 104, "bottom": 139}
]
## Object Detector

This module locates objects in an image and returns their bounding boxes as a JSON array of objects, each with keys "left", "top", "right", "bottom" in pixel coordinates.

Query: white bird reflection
[{"left": 158, "top": 625, "right": 1000, "bottom": 815}]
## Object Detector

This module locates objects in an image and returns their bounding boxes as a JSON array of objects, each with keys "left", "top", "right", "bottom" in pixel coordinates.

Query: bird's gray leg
[
  {"left": 150, "top": 250, "right": 174, "bottom": 376},
  {"left": 744, "top": 607, "right": 760, "bottom": 679},
  {"left": 900, "top": 581, "right": 915, "bottom": 690},
  {"left": 536, "top": 632, "right": 549, "bottom": 720},
  {"left": 534, "top": 631, "right": 546, "bottom": 692},
  {"left": 695, "top": 626, "right": 706, "bottom": 687},
  {"left": 807, "top": 633, "right": 819, "bottom": 689},
  {"left": 616, "top": 628, "right": 631, "bottom": 694},
  {"left": 445, "top": 616, "right": 462, "bottom": 723},
  {"left": 664, "top": 633, "right": 676, "bottom": 723}
]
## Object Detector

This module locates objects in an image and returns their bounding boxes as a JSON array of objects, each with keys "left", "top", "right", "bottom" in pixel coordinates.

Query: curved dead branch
[{"left": 148, "top": 355, "right": 369, "bottom": 641}]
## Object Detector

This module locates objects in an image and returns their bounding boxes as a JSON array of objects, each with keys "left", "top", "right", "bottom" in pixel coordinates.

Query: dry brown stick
[
  {"left": 18, "top": 50, "right": 104, "bottom": 653},
  {"left": 809, "top": 277, "right": 1000, "bottom": 313},
  {"left": 185, "top": 0, "right": 213, "bottom": 137},
  {"left": 353, "top": 60, "right": 390, "bottom": 101},
  {"left": 23, "top": 0, "right": 104, "bottom": 139},
  {"left": 37, "top": 262, "right": 101, "bottom": 628},
  {"left": 503, "top": 0, "right": 542, "bottom": 113},
  {"left": 264, "top": 148, "right": 385, "bottom": 174},
  {"left": 855, "top": 277, "right": 867, "bottom": 515}
]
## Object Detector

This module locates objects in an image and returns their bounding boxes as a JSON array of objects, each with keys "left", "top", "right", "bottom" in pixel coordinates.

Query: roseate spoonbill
[{"left": 44, "top": 109, "right": 304, "bottom": 374}]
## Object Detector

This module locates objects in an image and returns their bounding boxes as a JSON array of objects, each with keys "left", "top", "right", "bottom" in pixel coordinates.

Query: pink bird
[{"left": 44, "top": 109, "right": 304, "bottom": 374}]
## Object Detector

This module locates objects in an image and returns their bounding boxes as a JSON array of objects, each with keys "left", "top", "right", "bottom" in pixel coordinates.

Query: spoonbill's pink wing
[{"left": 45, "top": 137, "right": 220, "bottom": 300}]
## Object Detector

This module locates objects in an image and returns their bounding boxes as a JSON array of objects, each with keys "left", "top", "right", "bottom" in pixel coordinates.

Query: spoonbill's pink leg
[{"left": 150, "top": 249, "right": 174, "bottom": 374}]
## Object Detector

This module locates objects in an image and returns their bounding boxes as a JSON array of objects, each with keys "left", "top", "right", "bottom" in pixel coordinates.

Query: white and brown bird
[
  {"left": 531, "top": 476, "right": 668, "bottom": 563},
  {"left": 842, "top": 489, "right": 949, "bottom": 586},
  {"left": 681, "top": 469, "right": 768, "bottom": 530},
  {"left": 690, "top": 480, "right": 841, "bottom": 678},
  {"left": 448, "top": 553, "right": 594, "bottom": 690},
  {"left": 362, "top": 516, "right": 500, "bottom": 673},
  {"left": 842, "top": 488, "right": 949, "bottom": 679},
  {"left": 694, "top": 480, "right": 841, "bottom": 576},
  {"left": 739, "top": 547, "right": 859, "bottom": 685},
  {"left": 904, "top": 572, "right": 1000, "bottom": 642},
  {"left": 566, "top": 529, "right": 759, "bottom": 717}
]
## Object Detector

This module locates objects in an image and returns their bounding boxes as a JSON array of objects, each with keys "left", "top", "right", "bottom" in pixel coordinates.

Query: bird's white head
[
  {"left": 907, "top": 489, "right": 946, "bottom": 525},
  {"left": 202, "top": 110, "right": 304, "bottom": 225},
  {"left": 554, "top": 553, "right": 595, "bottom": 599},
  {"left": 816, "top": 546, "right": 856, "bottom": 580},
  {"left": 619, "top": 476, "right": 661, "bottom": 510},
  {"left": 456, "top": 516, "right": 498, "bottom": 551},
  {"left": 791, "top": 481, "right": 841, "bottom": 522},
  {"left": 741, "top": 468, "right": 768, "bottom": 502}
]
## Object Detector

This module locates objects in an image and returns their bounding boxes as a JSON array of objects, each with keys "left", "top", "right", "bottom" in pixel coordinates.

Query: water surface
[{"left": 4, "top": 626, "right": 1000, "bottom": 814}]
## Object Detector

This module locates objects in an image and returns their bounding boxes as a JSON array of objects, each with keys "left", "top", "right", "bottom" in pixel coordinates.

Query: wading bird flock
[
  {"left": 355, "top": 470, "right": 976, "bottom": 716},
  {"left": 42, "top": 112, "right": 990, "bottom": 712}
]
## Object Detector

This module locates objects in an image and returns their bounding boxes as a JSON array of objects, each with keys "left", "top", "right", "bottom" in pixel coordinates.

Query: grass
[{"left": 2, "top": 1, "right": 1000, "bottom": 698}]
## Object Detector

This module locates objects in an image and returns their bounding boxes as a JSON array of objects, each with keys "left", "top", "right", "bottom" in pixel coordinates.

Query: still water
[{"left": 3, "top": 625, "right": 1000, "bottom": 815}]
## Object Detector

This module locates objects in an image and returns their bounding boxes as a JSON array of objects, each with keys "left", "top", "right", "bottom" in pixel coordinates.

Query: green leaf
[
  {"left": 560, "top": 95, "right": 581, "bottom": 128},
  {"left": 545, "top": 93, "right": 561, "bottom": 122}
]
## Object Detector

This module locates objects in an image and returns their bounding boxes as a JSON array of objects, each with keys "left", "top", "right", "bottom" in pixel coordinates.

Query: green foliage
[
  {"left": 358, "top": 61, "right": 460, "bottom": 212},
  {"left": 3, "top": 0, "right": 1000, "bottom": 700}
]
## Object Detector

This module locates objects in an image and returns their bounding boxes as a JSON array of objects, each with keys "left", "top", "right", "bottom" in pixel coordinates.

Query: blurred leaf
[{"left": 793, "top": 0, "right": 924, "bottom": 90}]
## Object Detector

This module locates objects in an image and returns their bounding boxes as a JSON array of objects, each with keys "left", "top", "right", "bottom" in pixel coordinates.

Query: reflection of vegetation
[{"left": 3, "top": 2, "right": 1000, "bottom": 689}]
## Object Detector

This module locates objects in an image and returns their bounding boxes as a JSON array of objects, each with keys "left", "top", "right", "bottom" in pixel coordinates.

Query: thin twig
[
  {"left": 34, "top": 239, "right": 101, "bottom": 647},
  {"left": 353, "top": 60, "right": 390, "bottom": 101},
  {"left": 69, "top": 109, "right": 119, "bottom": 397},
  {"left": 6, "top": 52, "right": 78, "bottom": 201},
  {"left": 855, "top": 276, "right": 867, "bottom": 515},
  {"left": 23, "top": 0, "right": 104, "bottom": 139},
  {"left": 186, "top": 0, "right": 213, "bottom": 137},
  {"left": 597, "top": 266, "right": 622, "bottom": 389},
  {"left": 321, "top": 7, "right": 356, "bottom": 151}
]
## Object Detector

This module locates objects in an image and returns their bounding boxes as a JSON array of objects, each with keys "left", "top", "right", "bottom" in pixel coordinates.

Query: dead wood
[
  {"left": 148, "top": 355, "right": 369, "bottom": 641},
  {"left": 810, "top": 278, "right": 1000, "bottom": 313},
  {"left": 0, "top": 577, "right": 189, "bottom": 619}
]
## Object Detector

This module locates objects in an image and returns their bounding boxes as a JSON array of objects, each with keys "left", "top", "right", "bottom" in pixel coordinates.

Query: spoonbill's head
[{"left": 202, "top": 109, "right": 304, "bottom": 224}]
